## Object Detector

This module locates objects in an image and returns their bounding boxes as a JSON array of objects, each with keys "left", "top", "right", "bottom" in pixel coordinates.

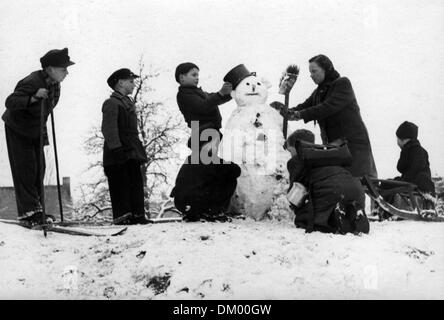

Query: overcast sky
[{"left": 1, "top": 0, "right": 443, "bottom": 199}]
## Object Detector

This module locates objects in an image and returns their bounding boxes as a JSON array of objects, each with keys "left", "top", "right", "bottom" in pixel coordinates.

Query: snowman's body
[{"left": 219, "top": 75, "right": 290, "bottom": 220}]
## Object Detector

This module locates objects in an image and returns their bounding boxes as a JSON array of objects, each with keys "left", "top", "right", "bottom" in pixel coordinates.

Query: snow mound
[{"left": 1, "top": 219, "right": 443, "bottom": 299}]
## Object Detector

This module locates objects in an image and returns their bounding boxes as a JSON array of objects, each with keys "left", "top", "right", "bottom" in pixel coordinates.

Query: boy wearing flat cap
[
  {"left": 394, "top": 121, "right": 435, "bottom": 195},
  {"left": 101, "top": 68, "right": 149, "bottom": 225},
  {"left": 2, "top": 48, "right": 74, "bottom": 225}
]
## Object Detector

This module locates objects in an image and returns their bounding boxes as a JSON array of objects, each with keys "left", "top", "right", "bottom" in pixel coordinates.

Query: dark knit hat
[
  {"left": 40, "top": 48, "right": 75, "bottom": 68},
  {"left": 286, "top": 129, "right": 315, "bottom": 148},
  {"left": 107, "top": 68, "right": 139, "bottom": 89},
  {"left": 175, "top": 62, "right": 199, "bottom": 83},
  {"left": 396, "top": 121, "right": 418, "bottom": 140}
]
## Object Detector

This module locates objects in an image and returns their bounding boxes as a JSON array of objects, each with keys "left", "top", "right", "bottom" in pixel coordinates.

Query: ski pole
[
  {"left": 283, "top": 93, "right": 289, "bottom": 139},
  {"left": 50, "top": 110, "right": 64, "bottom": 222},
  {"left": 39, "top": 98, "right": 47, "bottom": 237}
]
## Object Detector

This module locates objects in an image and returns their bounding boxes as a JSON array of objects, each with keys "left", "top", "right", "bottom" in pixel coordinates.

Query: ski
[
  {"left": 47, "top": 225, "right": 128, "bottom": 236},
  {"left": 361, "top": 176, "right": 444, "bottom": 222},
  {"left": 54, "top": 220, "right": 114, "bottom": 227},
  {"left": 0, "top": 218, "right": 128, "bottom": 236}
]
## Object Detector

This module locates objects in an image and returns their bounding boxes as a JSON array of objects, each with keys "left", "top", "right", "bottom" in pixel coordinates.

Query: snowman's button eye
[
  {"left": 257, "top": 82, "right": 261, "bottom": 85},
  {"left": 246, "top": 82, "right": 250, "bottom": 85}
]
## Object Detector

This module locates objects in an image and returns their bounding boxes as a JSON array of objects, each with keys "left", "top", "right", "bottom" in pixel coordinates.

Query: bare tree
[{"left": 75, "top": 58, "right": 186, "bottom": 218}]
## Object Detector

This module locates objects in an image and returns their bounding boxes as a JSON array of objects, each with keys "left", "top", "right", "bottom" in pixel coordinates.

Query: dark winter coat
[
  {"left": 287, "top": 77, "right": 377, "bottom": 178},
  {"left": 176, "top": 85, "right": 231, "bottom": 131},
  {"left": 396, "top": 139, "right": 435, "bottom": 194},
  {"left": 3, "top": 70, "right": 61, "bottom": 144},
  {"left": 170, "top": 156, "right": 241, "bottom": 215},
  {"left": 101, "top": 91, "right": 147, "bottom": 167},
  {"left": 287, "top": 156, "right": 365, "bottom": 231}
]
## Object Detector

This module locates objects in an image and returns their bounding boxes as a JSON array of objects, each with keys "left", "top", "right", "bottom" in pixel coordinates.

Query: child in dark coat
[
  {"left": 3, "top": 48, "right": 74, "bottom": 225},
  {"left": 286, "top": 129, "right": 369, "bottom": 234},
  {"left": 377, "top": 121, "right": 436, "bottom": 218},
  {"left": 172, "top": 63, "right": 240, "bottom": 221},
  {"left": 175, "top": 62, "right": 232, "bottom": 148},
  {"left": 102, "top": 68, "right": 149, "bottom": 225},
  {"left": 394, "top": 121, "right": 435, "bottom": 195}
]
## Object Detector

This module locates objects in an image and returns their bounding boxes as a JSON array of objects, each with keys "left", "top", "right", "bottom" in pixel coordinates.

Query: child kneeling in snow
[
  {"left": 285, "top": 129, "right": 370, "bottom": 234},
  {"left": 170, "top": 131, "right": 241, "bottom": 222}
]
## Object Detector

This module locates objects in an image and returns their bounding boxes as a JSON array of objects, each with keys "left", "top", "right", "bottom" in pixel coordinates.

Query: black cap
[
  {"left": 223, "top": 64, "right": 256, "bottom": 90},
  {"left": 40, "top": 48, "right": 75, "bottom": 68},
  {"left": 175, "top": 62, "right": 199, "bottom": 83},
  {"left": 396, "top": 121, "right": 418, "bottom": 140},
  {"left": 107, "top": 68, "right": 140, "bottom": 89}
]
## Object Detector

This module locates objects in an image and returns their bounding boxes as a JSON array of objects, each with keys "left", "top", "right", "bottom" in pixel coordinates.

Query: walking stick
[
  {"left": 278, "top": 65, "right": 300, "bottom": 139},
  {"left": 50, "top": 110, "right": 64, "bottom": 222},
  {"left": 39, "top": 99, "right": 48, "bottom": 237}
]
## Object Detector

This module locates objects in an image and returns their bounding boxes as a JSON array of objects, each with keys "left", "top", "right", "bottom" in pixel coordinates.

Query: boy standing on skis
[{"left": 3, "top": 48, "right": 75, "bottom": 225}]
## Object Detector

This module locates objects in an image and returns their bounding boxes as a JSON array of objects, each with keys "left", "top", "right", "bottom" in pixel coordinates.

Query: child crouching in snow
[{"left": 285, "top": 129, "right": 370, "bottom": 234}]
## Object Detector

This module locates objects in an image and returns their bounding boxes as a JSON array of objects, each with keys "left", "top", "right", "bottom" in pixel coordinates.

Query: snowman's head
[{"left": 231, "top": 75, "right": 271, "bottom": 107}]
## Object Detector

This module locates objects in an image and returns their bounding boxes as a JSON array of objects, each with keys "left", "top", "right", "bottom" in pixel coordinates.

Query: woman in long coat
[{"left": 273, "top": 54, "right": 377, "bottom": 179}]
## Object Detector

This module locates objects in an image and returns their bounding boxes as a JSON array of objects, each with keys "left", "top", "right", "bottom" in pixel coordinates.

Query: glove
[
  {"left": 292, "top": 111, "right": 302, "bottom": 120},
  {"left": 270, "top": 101, "right": 285, "bottom": 113}
]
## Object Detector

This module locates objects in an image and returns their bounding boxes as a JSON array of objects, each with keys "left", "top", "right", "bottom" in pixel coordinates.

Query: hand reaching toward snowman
[
  {"left": 218, "top": 82, "right": 233, "bottom": 96},
  {"left": 269, "top": 101, "right": 302, "bottom": 120}
]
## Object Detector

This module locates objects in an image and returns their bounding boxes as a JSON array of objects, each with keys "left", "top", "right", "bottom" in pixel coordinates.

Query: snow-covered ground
[{"left": 0, "top": 219, "right": 443, "bottom": 300}]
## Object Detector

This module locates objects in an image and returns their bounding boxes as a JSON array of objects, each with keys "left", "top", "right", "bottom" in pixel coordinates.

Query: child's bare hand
[
  {"left": 34, "top": 88, "right": 49, "bottom": 99},
  {"left": 219, "top": 82, "right": 232, "bottom": 96}
]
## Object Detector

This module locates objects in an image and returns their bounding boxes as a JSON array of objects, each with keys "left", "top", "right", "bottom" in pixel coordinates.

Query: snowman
[{"left": 219, "top": 64, "right": 290, "bottom": 220}]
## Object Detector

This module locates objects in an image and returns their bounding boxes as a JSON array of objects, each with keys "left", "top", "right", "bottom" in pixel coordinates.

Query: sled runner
[
  {"left": 0, "top": 218, "right": 128, "bottom": 236},
  {"left": 361, "top": 176, "right": 443, "bottom": 222}
]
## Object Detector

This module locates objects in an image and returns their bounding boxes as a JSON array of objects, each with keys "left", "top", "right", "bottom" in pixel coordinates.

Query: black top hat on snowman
[{"left": 223, "top": 64, "right": 256, "bottom": 90}]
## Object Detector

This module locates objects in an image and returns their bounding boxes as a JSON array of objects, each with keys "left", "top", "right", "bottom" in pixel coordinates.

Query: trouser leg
[
  {"left": 104, "top": 163, "right": 132, "bottom": 220},
  {"left": 5, "top": 125, "right": 44, "bottom": 219},
  {"left": 127, "top": 160, "right": 146, "bottom": 217}
]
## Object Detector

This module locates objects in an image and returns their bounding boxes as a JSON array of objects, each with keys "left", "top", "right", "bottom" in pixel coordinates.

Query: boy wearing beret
[
  {"left": 102, "top": 68, "right": 149, "bottom": 225},
  {"left": 3, "top": 48, "right": 74, "bottom": 225},
  {"left": 394, "top": 121, "right": 435, "bottom": 195}
]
